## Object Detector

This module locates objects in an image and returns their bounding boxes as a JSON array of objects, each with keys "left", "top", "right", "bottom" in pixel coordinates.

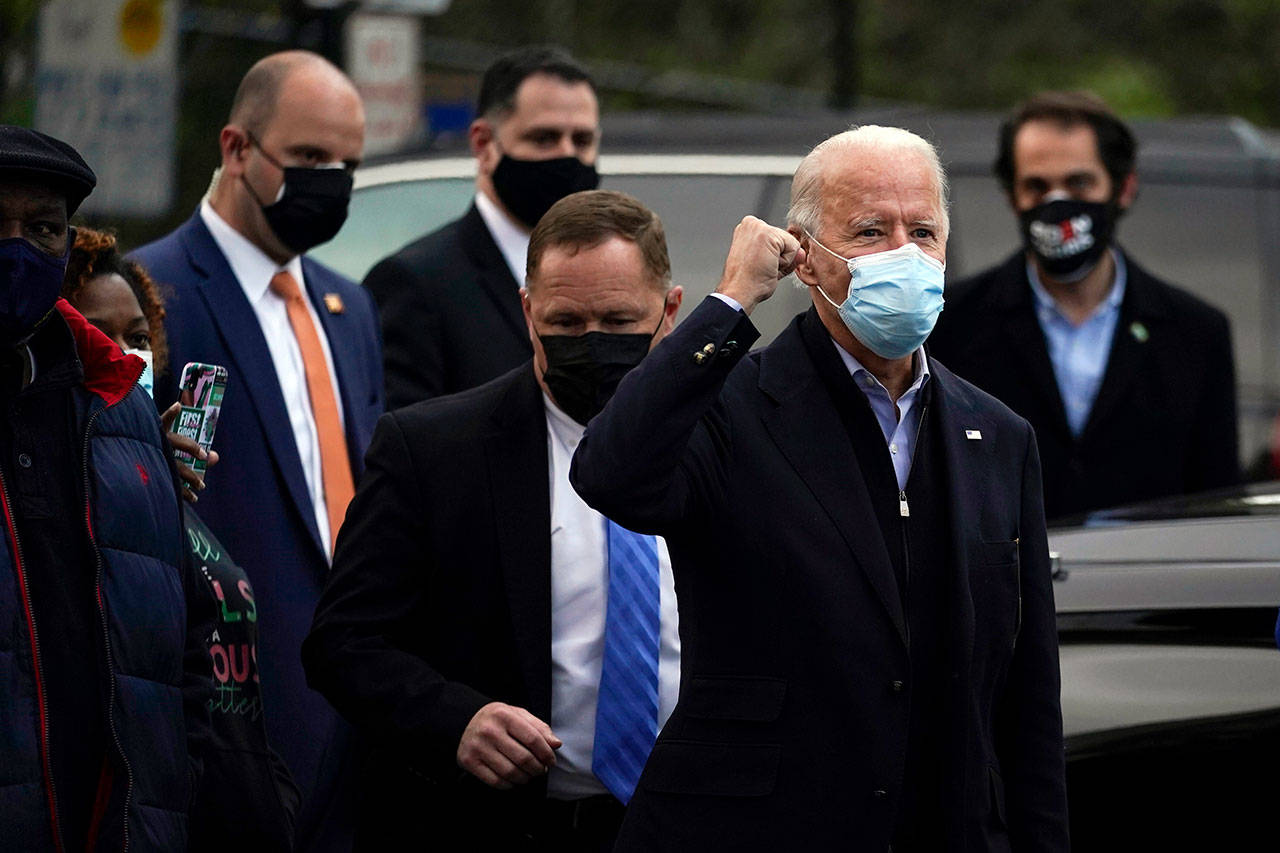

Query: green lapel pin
[{"left": 1129, "top": 321, "right": 1149, "bottom": 343}]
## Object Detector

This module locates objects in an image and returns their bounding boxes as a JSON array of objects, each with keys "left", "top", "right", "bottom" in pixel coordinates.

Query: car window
[{"left": 310, "top": 177, "right": 473, "bottom": 281}]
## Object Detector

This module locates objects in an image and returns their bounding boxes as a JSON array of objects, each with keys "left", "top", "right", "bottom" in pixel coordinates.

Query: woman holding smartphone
[{"left": 62, "top": 228, "right": 299, "bottom": 851}]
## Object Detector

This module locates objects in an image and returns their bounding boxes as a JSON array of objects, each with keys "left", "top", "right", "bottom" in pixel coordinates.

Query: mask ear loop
[
  {"left": 800, "top": 229, "right": 851, "bottom": 311},
  {"left": 647, "top": 288, "right": 675, "bottom": 343}
]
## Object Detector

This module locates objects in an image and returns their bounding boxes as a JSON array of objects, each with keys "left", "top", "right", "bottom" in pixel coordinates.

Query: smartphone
[{"left": 170, "top": 362, "right": 228, "bottom": 477}]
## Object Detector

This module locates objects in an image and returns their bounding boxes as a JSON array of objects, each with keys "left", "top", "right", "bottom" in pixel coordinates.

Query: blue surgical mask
[
  {"left": 803, "top": 232, "right": 945, "bottom": 360},
  {"left": 124, "top": 347, "right": 154, "bottom": 398}
]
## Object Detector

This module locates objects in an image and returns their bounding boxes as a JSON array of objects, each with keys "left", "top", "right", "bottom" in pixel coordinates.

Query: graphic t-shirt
[{"left": 185, "top": 510, "right": 299, "bottom": 851}]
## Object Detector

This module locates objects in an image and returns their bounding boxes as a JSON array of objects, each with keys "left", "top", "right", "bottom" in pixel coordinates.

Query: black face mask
[
  {"left": 243, "top": 135, "right": 354, "bottom": 254},
  {"left": 1019, "top": 198, "right": 1115, "bottom": 282},
  {"left": 492, "top": 154, "right": 600, "bottom": 229},
  {"left": 540, "top": 328, "right": 654, "bottom": 426}
]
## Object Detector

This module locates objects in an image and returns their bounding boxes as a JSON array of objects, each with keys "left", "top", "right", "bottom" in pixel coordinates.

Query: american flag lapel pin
[
  {"left": 965, "top": 429, "right": 982, "bottom": 440},
  {"left": 323, "top": 293, "right": 345, "bottom": 314}
]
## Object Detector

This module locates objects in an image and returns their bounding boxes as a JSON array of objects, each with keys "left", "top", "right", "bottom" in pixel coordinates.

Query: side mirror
[{"left": 1049, "top": 550, "right": 1067, "bottom": 582}]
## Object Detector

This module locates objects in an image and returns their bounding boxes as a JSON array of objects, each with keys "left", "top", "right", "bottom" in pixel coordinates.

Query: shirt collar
[
  {"left": 831, "top": 338, "right": 931, "bottom": 396},
  {"left": 1026, "top": 247, "right": 1127, "bottom": 324},
  {"left": 200, "top": 199, "right": 306, "bottom": 305},
  {"left": 475, "top": 191, "right": 531, "bottom": 289}
]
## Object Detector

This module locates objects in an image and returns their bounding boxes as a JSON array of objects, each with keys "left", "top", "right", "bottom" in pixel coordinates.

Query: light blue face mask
[
  {"left": 803, "top": 231, "right": 946, "bottom": 360},
  {"left": 124, "top": 348, "right": 154, "bottom": 398}
]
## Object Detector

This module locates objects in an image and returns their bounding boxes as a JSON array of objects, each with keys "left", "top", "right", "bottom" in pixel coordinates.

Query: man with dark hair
[
  {"left": 930, "top": 90, "right": 1238, "bottom": 520},
  {"left": 305, "top": 190, "right": 682, "bottom": 851},
  {"left": 0, "top": 125, "right": 212, "bottom": 851},
  {"left": 365, "top": 45, "right": 601, "bottom": 408},
  {"left": 131, "top": 50, "right": 384, "bottom": 850}
]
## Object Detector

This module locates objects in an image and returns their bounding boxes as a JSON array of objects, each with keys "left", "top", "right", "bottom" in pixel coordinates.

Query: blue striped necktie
[{"left": 592, "top": 519, "right": 661, "bottom": 804}]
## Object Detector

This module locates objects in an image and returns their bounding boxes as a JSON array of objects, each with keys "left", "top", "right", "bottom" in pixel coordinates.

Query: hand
[
  {"left": 456, "top": 702, "right": 562, "bottom": 790},
  {"left": 715, "top": 216, "right": 805, "bottom": 315},
  {"left": 161, "top": 402, "right": 219, "bottom": 504}
]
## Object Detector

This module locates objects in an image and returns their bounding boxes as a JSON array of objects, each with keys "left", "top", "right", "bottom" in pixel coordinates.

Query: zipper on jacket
[
  {"left": 82, "top": 406, "right": 133, "bottom": 853},
  {"left": 0, "top": 467, "right": 67, "bottom": 853},
  {"left": 1012, "top": 536, "right": 1022, "bottom": 652},
  {"left": 896, "top": 403, "right": 928, "bottom": 649}
]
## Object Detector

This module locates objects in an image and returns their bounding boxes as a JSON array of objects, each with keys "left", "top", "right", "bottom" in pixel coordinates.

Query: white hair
[{"left": 786, "top": 125, "right": 950, "bottom": 240}]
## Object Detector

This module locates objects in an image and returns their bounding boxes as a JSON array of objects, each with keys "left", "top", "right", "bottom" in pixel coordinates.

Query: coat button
[
  {"left": 873, "top": 788, "right": 888, "bottom": 799},
  {"left": 890, "top": 680, "right": 904, "bottom": 693},
  {"left": 17, "top": 453, "right": 31, "bottom": 469},
  {"left": 693, "top": 342, "right": 716, "bottom": 365}
]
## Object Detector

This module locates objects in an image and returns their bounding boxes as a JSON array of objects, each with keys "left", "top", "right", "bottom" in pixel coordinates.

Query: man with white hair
[{"left": 571, "top": 126, "right": 1070, "bottom": 851}]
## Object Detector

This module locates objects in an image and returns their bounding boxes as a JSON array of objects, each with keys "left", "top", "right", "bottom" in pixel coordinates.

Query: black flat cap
[{"left": 0, "top": 126, "right": 96, "bottom": 215}]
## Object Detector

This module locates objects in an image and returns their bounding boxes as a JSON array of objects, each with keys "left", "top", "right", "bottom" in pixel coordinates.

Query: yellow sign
[{"left": 118, "top": 0, "right": 163, "bottom": 57}]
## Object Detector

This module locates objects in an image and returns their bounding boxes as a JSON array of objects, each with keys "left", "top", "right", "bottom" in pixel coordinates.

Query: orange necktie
[{"left": 270, "top": 270, "right": 354, "bottom": 555}]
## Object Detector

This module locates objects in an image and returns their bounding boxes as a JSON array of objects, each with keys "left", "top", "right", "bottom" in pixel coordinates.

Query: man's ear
[
  {"left": 469, "top": 118, "right": 495, "bottom": 162},
  {"left": 1116, "top": 172, "right": 1138, "bottom": 211},
  {"left": 218, "top": 125, "right": 252, "bottom": 175},
  {"left": 663, "top": 285, "right": 683, "bottom": 329},
  {"left": 788, "top": 227, "right": 820, "bottom": 288},
  {"left": 521, "top": 285, "right": 538, "bottom": 339}
]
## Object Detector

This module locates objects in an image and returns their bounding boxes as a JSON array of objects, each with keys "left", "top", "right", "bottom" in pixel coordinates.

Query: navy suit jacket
[
  {"left": 132, "top": 212, "right": 383, "bottom": 848},
  {"left": 571, "top": 299, "right": 1068, "bottom": 852}
]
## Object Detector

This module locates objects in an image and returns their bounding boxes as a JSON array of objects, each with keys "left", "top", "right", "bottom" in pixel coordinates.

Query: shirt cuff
[{"left": 708, "top": 292, "right": 745, "bottom": 313}]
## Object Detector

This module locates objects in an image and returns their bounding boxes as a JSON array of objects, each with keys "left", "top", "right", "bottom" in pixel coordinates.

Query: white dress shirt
[
  {"left": 475, "top": 191, "right": 531, "bottom": 289},
  {"left": 200, "top": 200, "right": 346, "bottom": 557},
  {"left": 543, "top": 393, "right": 680, "bottom": 799}
]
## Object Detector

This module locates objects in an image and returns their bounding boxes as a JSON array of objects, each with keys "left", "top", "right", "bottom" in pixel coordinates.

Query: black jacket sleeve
[
  {"left": 570, "top": 296, "right": 759, "bottom": 533},
  {"left": 1186, "top": 308, "right": 1240, "bottom": 492},
  {"left": 996, "top": 424, "right": 1071, "bottom": 852},
  {"left": 303, "top": 410, "right": 491, "bottom": 775}
]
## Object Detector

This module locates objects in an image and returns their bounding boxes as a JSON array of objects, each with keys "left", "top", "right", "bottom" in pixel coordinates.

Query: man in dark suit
[
  {"left": 364, "top": 46, "right": 600, "bottom": 409},
  {"left": 571, "top": 126, "right": 1069, "bottom": 851},
  {"left": 304, "top": 190, "right": 684, "bottom": 851},
  {"left": 929, "top": 91, "right": 1238, "bottom": 520},
  {"left": 132, "top": 51, "right": 383, "bottom": 850}
]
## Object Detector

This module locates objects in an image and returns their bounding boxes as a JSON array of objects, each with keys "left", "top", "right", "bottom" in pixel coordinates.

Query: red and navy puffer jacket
[{"left": 0, "top": 300, "right": 191, "bottom": 851}]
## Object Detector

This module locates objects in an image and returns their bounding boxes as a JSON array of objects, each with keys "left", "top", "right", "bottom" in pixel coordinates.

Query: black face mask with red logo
[{"left": 1019, "top": 198, "right": 1116, "bottom": 282}]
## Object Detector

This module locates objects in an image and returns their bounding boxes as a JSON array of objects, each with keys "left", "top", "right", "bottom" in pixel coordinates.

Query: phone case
[{"left": 171, "top": 362, "right": 228, "bottom": 476}]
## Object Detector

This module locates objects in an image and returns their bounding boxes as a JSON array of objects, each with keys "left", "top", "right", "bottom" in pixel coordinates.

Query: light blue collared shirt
[
  {"left": 833, "top": 342, "right": 932, "bottom": 490},
  {"left": 708, "top": 292, "right": 931, "bottom": 488},
  {"left": 1027, "top": 250, "right": 1127, "bottom": 437}
]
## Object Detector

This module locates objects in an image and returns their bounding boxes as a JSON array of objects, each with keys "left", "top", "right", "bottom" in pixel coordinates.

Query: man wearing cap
[
  {"left": 0, "top": 125, "right": 211, "bottom": 851},
  {"left": 132, "top": 50, "right": 382, "bottom": 849}
]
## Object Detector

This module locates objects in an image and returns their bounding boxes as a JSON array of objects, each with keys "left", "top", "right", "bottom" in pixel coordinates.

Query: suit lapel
[
  {"left": 483, "top": 367, "right": 553, "bottom": 719},
  {"left": 989, "top": 257, "right": 1073, "bottom": 443},
  {"left": 1081, "top": 255, "right": 1165, "bottom": 441},
  {"left": 178, "top": 216, "right": 326, "bottom": 558},
  {"left": 758, "top": 317, "right": 907, "bottom": 646},
  {"left": 932, "top": 364, "right": 999, "bottom": 676},
  {"left": 458, "top": 204, "right": 533, "bottom": 348}
]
